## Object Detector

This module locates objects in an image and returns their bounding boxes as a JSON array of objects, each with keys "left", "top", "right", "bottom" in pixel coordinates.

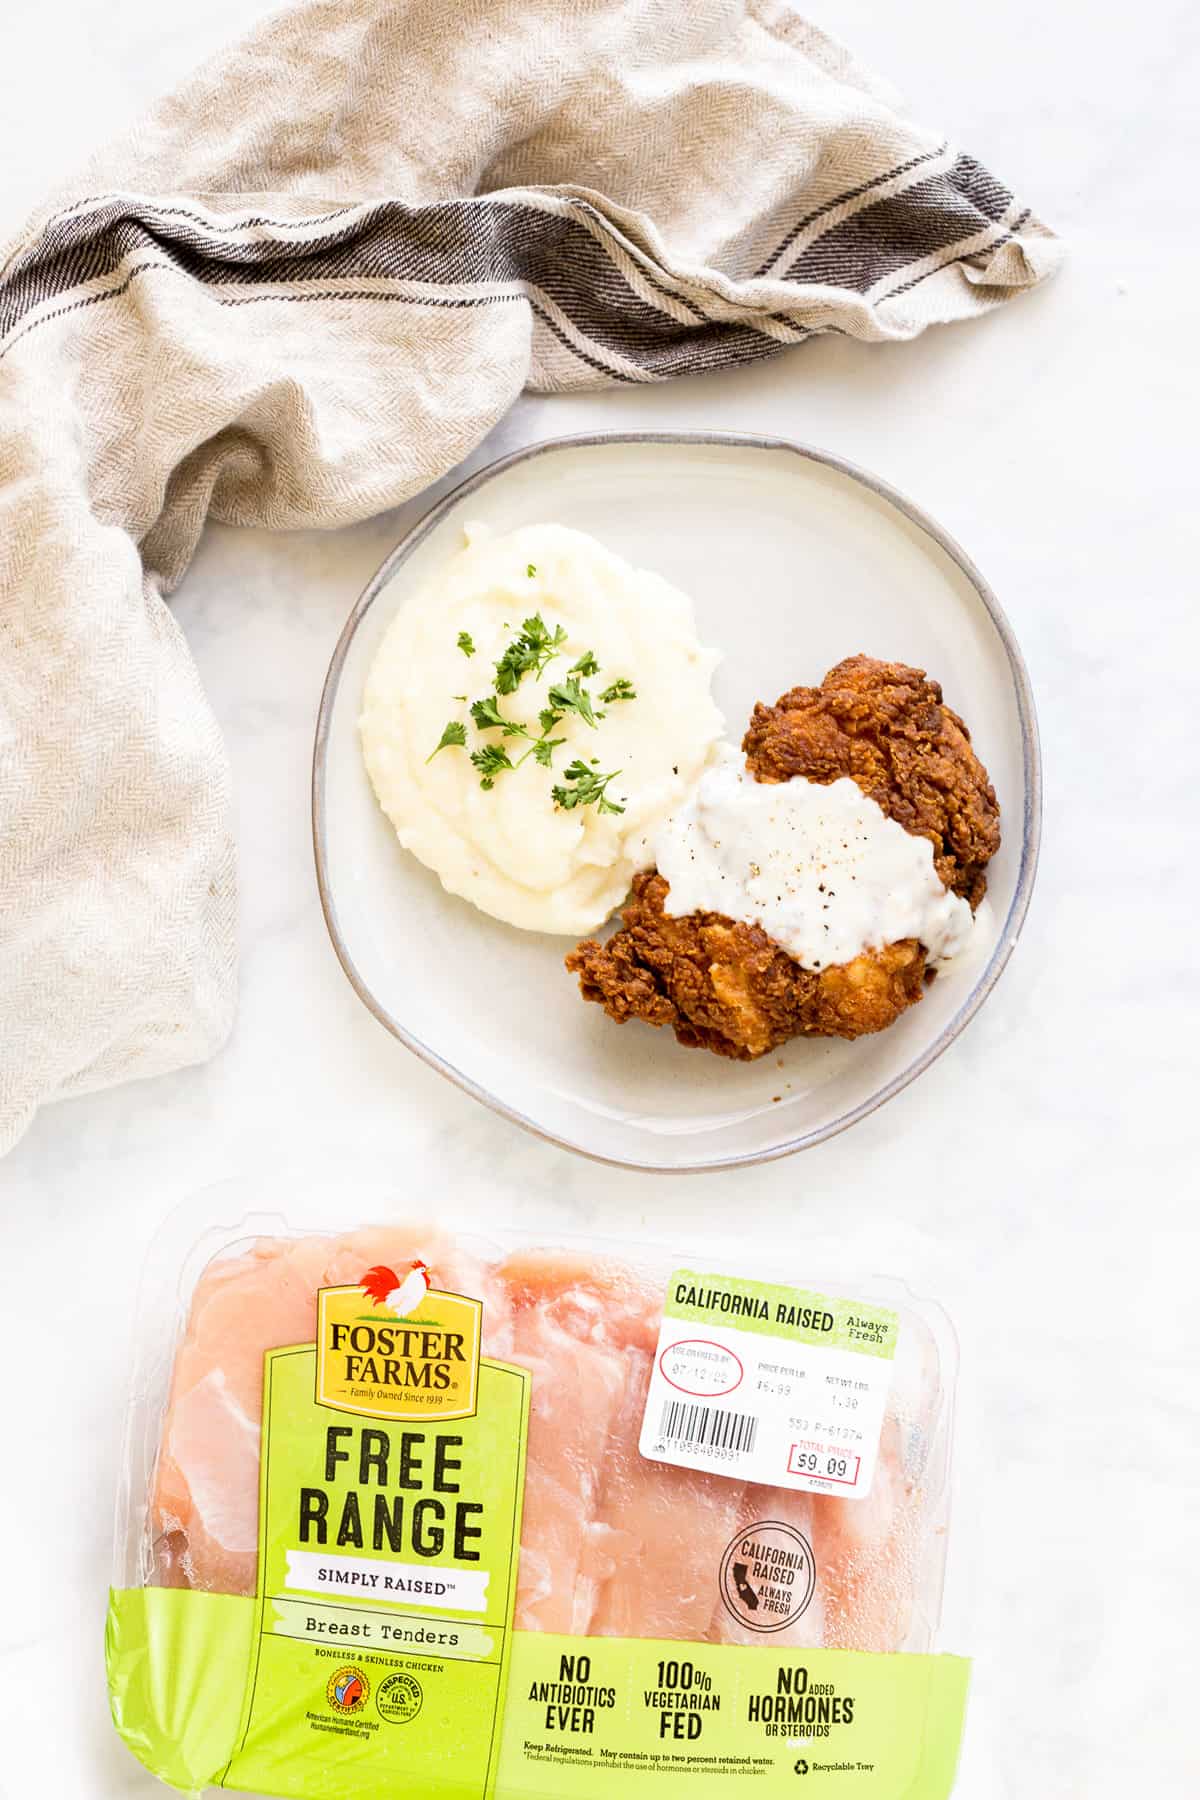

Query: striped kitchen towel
[{"left": 0, "top": 0, "right": 1059, "bottom": 1154}]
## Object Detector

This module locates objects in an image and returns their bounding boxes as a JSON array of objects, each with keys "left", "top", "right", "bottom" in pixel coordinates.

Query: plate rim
[{"left": 312, "top": 429, "right": 1042, "bottom": 1173}]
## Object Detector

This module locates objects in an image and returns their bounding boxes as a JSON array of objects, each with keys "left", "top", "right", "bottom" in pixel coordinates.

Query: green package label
[
  {"left": 218, "top": 1321, "right": 531, "bottom": 1800},
  {"left": 108, "top": 1592, "right": 968, "bottom": 1798},
  {"left": 497, "top": 1635, "right": 968, "bottom": 1797},
  {"left": 107, "top": 1588, "right": 252, "bottom": 1792},
  {"left": 665, "top": 1271, "right": 899, "bottom": 1358}
]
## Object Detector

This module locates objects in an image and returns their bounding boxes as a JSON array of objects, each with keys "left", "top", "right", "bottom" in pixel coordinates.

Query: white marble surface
[{"left": 1, "top": 3, "right": 1197, "bottom": 1797}]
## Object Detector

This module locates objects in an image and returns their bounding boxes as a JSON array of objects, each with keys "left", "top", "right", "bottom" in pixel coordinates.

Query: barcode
[{"left": 660, "top": 1400, "right": 759, "bottom": 1455}]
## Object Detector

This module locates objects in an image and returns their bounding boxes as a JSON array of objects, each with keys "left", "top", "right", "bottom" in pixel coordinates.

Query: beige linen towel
[{"left": 0, "top": 0, "right": 1059, "bottom": 1155}]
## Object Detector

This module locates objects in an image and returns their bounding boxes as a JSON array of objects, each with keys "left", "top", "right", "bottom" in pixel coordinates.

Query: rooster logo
[{"left": 361, "top": 1259, "right": 432, "bottom": 1319}]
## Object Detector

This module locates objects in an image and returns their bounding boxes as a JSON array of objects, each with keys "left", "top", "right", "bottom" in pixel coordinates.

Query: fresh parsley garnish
[
  {"left": 547, "top": 675, "right": 599, "bottom": 729},
  {"left": 494, "top": 613, "right": 568, "bottom": 694},
  {"left": 426, "top": 720, "right": 467, "bottom": 762},
  {"left": 432, "top": 614, "right": 634, "bottom": 805},
  {"left": 470, "top": 744, "right": 515, "bottom": 789},
  {"left": 526, "top": 563, "right": 537, "bottom": 577},
  {"left": 467, "top": 691, "right": 567, "bottom": 781},
  {"left": 552, "top": 760, "right": 625, "bottom": 815},
  {"left": 470, "top": 696, "right": 517, "bottom": 735}
]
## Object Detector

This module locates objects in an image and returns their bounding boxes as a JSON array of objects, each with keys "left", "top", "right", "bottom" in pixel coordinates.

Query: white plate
[{"left": 314, "top": 433, "right": 1040, "bottom": 1171}]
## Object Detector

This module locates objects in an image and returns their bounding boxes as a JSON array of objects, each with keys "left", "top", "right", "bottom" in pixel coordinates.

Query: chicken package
[{"left": 108, "top": 1195, "right": 968, "bottom": 1800}]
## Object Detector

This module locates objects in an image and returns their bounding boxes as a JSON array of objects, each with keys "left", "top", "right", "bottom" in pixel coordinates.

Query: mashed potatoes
[{"left": 360, "top": 522, "right": 723, "bottom": 935}]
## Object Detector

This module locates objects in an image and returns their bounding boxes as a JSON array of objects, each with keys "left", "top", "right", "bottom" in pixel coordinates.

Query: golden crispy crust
[
  {"left": 743, "top": 654, "right": 1000, "bottom": 907},
  {"left": 567, "top": 873, "right": 927, "bottom": 1059},
  {"left": 566, "top": 656, "right": 1000, "bottom": 1059}
]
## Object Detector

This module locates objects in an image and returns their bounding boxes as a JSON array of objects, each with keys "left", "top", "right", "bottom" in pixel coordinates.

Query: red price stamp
[{"left": 787, "top": 1441, "right": 861, "bottom": 1486}]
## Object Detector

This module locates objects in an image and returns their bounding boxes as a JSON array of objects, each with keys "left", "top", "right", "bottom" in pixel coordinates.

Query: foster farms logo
[{"left": 315, "top": 1263, "right": 482, "bottom": 1423}]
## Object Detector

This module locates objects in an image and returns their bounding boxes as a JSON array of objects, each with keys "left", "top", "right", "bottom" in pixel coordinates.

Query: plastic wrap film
[{"left": 107, "top": 1187, "right": 968, "bottom": 1798}]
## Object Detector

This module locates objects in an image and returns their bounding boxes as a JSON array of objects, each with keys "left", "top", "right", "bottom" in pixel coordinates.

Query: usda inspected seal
[{"left": 377, "top": 1671, "right": 423, "bottom": 1724}]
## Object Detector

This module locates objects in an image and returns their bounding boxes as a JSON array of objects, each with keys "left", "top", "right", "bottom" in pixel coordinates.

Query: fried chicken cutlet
[
  {"left": 566, "top": 656, "right": 1000, "bottom": 1059},
  {"left": 743, "top": 655, "right": 999, "bottom": 908}
]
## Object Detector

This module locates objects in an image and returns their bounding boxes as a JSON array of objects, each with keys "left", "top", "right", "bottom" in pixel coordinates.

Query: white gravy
[{"left": 653, "top": 748, "right": 974, "bottom": 969}]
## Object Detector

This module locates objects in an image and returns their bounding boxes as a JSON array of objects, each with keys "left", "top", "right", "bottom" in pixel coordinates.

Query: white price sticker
[{"left": 639, "top": 1271, "right": 898, "bottom": 1501}]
